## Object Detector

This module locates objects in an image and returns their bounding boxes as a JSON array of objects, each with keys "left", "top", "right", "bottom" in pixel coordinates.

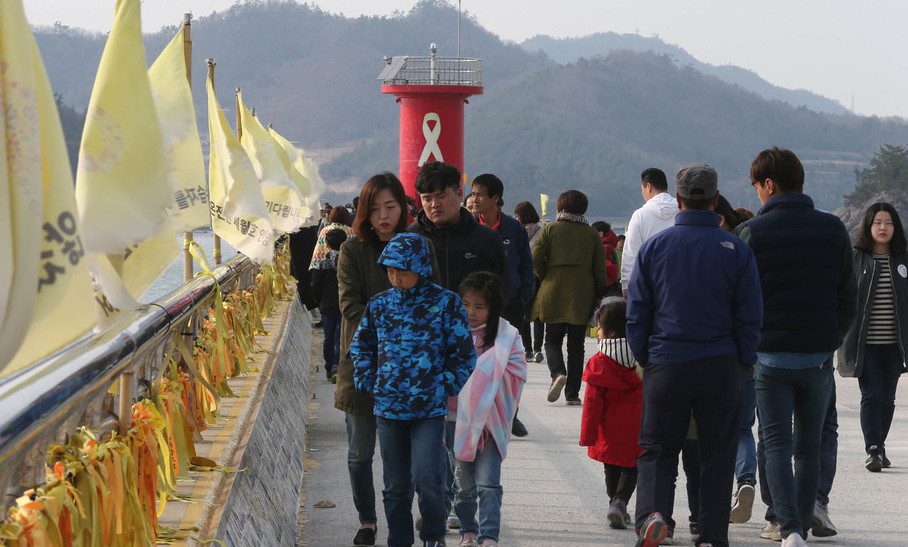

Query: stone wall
[{"left": 215, "top": 299, "right": 312, "bottom": 546}]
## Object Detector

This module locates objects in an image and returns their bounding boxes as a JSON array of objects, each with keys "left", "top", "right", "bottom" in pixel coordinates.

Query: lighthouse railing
[
  {"left": 0, "top": 253, "right": 255, "bottom": 509},
  {"left": 379, "top": 56, "right": 482, "bottom": 87}
]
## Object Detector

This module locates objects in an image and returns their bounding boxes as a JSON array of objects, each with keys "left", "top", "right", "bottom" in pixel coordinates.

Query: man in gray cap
[{"left": 627, "top": 164, "right": 764, "bottom": 547}]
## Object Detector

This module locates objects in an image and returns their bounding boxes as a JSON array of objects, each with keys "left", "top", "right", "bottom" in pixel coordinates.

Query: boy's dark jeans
[
  {"left": 321, "top": 309, "right": 341, "bottom": 376},
  {"left": 755, "top": 360, "right": 832, "bottom": 540},
  {"left": 634, "top": 356, "right": 743, "bottom": 547},
  {"left": 544, "top": 322, "right": 587, "bottom": 399},
  {"left": 376, "top": 416, "right": 447, "bottom": 547}
]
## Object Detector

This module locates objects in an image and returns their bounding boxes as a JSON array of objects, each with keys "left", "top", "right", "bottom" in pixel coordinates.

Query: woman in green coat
[
  {"left": 533, "top": 190, "right": 607, "bottom": 405},
  {"left": 335, "top": 173, "right": 410, "bottom": 546}
]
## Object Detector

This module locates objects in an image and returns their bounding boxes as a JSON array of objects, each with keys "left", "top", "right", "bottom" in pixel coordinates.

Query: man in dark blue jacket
[
  {"left": 471, "top": 173, "right": 534, "bottom": 438},
  {"left": 627, "top": 164, "right": 763, "bottom": 547},
  {"left": 737, "top": 147, "right": 856, "bottom": 546}
]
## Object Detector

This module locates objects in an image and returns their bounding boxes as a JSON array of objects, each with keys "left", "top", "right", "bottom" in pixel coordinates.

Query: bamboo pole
[
  {"left": 207, "top": 58, "right": 222, "bottom": 265},
  {"left": 182, "top": 13, "right": 195, "bottom": 282}
]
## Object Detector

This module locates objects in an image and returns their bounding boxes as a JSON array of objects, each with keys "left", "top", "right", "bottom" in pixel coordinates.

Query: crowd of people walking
[{"left": 288, "top": 147, "right": 906, "bottom": 547}]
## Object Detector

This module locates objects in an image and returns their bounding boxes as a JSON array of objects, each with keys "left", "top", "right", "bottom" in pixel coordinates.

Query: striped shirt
[{"left": 867, "top": 254, "right": 898, "bottom": 344}]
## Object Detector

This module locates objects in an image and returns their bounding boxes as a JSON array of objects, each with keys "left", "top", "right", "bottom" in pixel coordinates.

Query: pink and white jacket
[{"left": 454, "top": 318, "right": 528, "bottom": 462}]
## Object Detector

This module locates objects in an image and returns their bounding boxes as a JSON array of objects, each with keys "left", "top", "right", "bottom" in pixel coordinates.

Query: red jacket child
[
  {"left": 599, "top": 231, "right": 620, "bottom": 287},
  {"left": 579, "top": 338, "right": 642, "bottom": 468}
]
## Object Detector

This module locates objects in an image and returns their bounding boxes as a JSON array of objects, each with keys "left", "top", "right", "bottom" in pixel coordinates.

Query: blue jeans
[
  {"left": 321, "top": 310, "right": 341, "bottom": 376},
  {"left": 735, "top": 375, "right": 757, "bottom": 484},
  {"left": 858, "top": 343, "right": 904, "bottom": 454},
  {"left": 345, "top": 412, "right": 377, "bottom": 525},
  {"left": 444, "top": 420, "right": 458, "bottom": 516},
  {"left": 376, "top": 416, "right": 447, "bottom": 546},
  {"left": 755, "top": 361, "right": 832, "bottom": 540},
  {"left": 757, "top": 377, "right": 837, "bottom": 517},
  {"left": 454, "top": 441, "right": 503, "bottom": 543}
]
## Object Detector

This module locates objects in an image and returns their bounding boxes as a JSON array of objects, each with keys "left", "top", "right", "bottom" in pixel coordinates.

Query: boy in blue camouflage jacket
[{"left": 352, "top": 232, "right": 476, "bottom": 547}]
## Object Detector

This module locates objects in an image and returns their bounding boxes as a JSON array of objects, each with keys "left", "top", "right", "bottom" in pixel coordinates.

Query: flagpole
[
  {"left": 207, "top": 57, "right": 222, "bottom": 265},
  {"left": 182, "top": 13, "right": 195, "bottom": 282}
]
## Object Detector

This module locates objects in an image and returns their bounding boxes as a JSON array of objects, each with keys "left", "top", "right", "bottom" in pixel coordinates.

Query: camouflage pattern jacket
[{"left": 351, "top": 233, "right": 476, "bottom": 420}]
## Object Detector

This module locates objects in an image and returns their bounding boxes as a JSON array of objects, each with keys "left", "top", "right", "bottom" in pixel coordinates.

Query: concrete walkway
[{"left": 299, "top": 331, "right": 907, "bottom": 546}]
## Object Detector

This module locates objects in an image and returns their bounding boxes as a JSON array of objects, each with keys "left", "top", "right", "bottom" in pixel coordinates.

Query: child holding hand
[
  {"left": 579, "top": 298, "right": 642, "bottom": 531},
  {"left": 453, "top": 272, "right": 528, "bottom": 547}
]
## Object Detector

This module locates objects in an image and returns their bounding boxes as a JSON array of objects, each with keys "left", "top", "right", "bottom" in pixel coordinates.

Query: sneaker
[
  {"left": 511, "top": 416, "right": 528, "bottom": 437},
  {"left": 480, "top": 541, "right": 498, "bottom": 547},
  {"left": 810, "top": 502, "right": 837, "bottom": 537},
  {"left": 534, "top": 351, "right": 544, "bottom": 363},
  {"left": 565, "top": 396, "right": 582, "bottom": 406},
  {"left": 635, "top": 512, "right": 670, "bottom": 547},
  {"left": 761, "top": 522, "right": 782, "bottom": 542},
  {"left": 866, "top": 452, "right": 883, "bottom": 472},
  {"left": 730, "top": 483, "right": 755, "bottom": 523},
  {"left": 607, "top": 500, "right": 628, "bottom": 529},
  {"left": 881, "top": 448, "right": 892, "bottom": 468},
  {"left": 525, "top": 351, "right": 534, "bottom": 361},
  {"left": 547, "top": 375, "right": 566, "bottom": 402},
  {"left": 353, "top": 525, "right": 377, "bottom": 545},
  {"left": 446, "top": 515, "right": 461, "bottom": 529},
  {"left": 459, "top": 533, "right": 479, "bottom": 547},
  {"left": 780, "top": 533, "right": 807, "bottom": 547}
]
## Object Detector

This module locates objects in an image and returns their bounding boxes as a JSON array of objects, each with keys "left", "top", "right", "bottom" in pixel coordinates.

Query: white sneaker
[
  {"left": 780, "top": 533, "right": 807, "bottom": 547},
  {"left": 730, "top": 483, "right": 755, "bottom": 523},
  {"left": 761, "top": 521, "right": 782, "bottom": 542}
]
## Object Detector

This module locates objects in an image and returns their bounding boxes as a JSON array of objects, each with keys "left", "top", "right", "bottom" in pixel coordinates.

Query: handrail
[{"left": 0, "top": 253, "right": 253, "bottom": 470}]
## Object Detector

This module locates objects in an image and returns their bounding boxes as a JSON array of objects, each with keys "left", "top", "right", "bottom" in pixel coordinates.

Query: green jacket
[
  {"left": 532, "top": 220, "right": 608, "bottom": 325},
  {"left": 334, "top": 237, "right": 439, "bottom": 415}
]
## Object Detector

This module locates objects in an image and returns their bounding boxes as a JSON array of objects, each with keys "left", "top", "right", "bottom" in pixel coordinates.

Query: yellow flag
[
  {"left": 207, "top": 77, "right": 274, "bottom": 264},
  {"left": 269, "top": 126, "right": 324, "bottom": 226},
  {"left": 1, "top": 0, "right": 95, "bottom": 376},
  {"left": 74, "top": 0, "right": 171, "bottom": 253},
  {"left": 540, "top": 193, "right": 550, "bottom": 222},
  {"left": 237, "top": 91, "right": 306, "bottom": 233},
  {"left": 148, "top": 25, "right": 209, "bottom": 232}
]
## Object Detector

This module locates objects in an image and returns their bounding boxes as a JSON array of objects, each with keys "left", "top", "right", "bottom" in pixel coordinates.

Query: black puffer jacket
[
  {"left": 838, "top": 249, "right": 908, "bottom": 377},
  {"left": 409, "top": 208, "right": 507, "bottom": 292}
]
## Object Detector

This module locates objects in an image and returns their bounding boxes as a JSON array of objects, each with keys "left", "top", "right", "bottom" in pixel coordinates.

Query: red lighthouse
[{"left": 379, "top": 43, "right": 483, "bottom": 199}]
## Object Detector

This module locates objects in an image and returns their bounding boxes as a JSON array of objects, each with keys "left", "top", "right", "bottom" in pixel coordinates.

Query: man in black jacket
[
  {"left": 409, "top": 162, "right": 507, "bottom": 293},
  {"left": 737, "top": 147, "right": 857, "bottom": 547}
]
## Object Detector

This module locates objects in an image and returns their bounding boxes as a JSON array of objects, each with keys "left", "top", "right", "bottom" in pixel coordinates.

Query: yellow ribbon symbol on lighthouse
[{"left": 418, "top": 112, "right": 444, "bottom": 166}]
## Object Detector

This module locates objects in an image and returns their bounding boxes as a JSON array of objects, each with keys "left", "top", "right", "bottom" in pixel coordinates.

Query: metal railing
[
  {"left": 379, "top": 44, "right": 482, "bottom": 87},
  {"left": 0, "top": 254, "right": 255, "bottom": 508}
]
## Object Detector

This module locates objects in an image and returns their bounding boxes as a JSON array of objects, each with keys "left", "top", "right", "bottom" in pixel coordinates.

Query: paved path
[{"left": 299, "top": 331, "right": 907, "bottom": 546}]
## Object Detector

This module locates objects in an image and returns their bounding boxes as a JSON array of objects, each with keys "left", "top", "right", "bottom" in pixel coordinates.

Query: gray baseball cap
[{"left": 676, "top": 164, "right": 718, "bottom": 199}]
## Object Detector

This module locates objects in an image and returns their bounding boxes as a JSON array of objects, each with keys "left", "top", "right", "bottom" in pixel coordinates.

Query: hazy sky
[{"left": 24, "top": 0, "right": 908, "bottom": 119}]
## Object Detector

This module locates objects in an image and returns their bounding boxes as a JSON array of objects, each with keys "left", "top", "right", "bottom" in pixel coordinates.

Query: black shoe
[
  {"left": 866, "top": 452, "right": 883, "bottom": 472},
  {"left": 881, "top": 448, "right": 892, "bottom": 468},
  {"left": 353, "top": 526, "right": 376, "bottom": 545},
  {"left": 565, "top": 396, "right": 582, "bottom": 406},
  {"left": 607, "top": 500, "right": 628, "bottom": 529},
  {"left": 689, "top": 520, "right": 699, "bottom": 536},
  {"left": 511, "top": 416, "right": 528, "bottom": 437}
]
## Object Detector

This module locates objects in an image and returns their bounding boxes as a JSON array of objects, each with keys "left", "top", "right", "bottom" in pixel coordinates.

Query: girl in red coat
[{"left": 579, "top": 298, "right": 642, "bottom": 530}]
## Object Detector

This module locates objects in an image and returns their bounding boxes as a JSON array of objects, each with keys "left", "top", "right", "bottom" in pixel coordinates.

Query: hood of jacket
[
  {"left": 378, "top": 232, "right": 433, "bottom": 279},
  {"left": 598, "top": 338, "right": 635, "bottom": 369},
  {"left": 642, "top": 192, "right": 678, "bottom": 221},
  {"left": 600, "top": 230, "right": 619, "bottom": 249}
]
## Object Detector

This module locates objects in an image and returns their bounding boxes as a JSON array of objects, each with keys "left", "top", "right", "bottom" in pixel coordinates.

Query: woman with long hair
[
  {"left": 532, "top": 190, "right": 608, "bottom": 405},
  {"left": 839, "top": 202, "right": 908, "bottom": 472},
  {"left": 335, "top": 173, "right": 411, "bottom": 545}
]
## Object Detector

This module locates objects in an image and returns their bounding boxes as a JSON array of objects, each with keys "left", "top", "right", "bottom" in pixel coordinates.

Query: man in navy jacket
[{"left": 627, "top": 164, "right": 763, "bottom": 547}]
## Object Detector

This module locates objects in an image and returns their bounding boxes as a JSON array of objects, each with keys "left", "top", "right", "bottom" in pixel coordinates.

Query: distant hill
[
  {"left": 36, "top": 1, "right": 908, "bottom": 216},
  {"left": 520, "top": 32, "right": 850, "bottom": 116}
]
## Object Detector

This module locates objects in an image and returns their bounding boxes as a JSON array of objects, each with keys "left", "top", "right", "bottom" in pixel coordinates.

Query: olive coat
[{"left": 532, "top": 220, "right": 608, "bottom": 326}]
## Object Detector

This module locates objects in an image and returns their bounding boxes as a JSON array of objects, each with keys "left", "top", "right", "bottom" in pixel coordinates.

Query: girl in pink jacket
[{"left": 453, "top": 272, "right": 528, "bottom": 547}]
